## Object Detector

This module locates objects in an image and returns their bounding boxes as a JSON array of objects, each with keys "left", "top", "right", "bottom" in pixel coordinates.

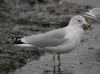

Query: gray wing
[{"left": 21, "top": 28, "right": 66, "bottom": 47}]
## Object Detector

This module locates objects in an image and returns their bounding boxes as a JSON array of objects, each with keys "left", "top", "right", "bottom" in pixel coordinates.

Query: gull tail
[
  {"left": 9, "top": 36, "right": 33, "bottom": 47},
  {"left": 9, "top": 36, "right": 25, "bottom": 44}
]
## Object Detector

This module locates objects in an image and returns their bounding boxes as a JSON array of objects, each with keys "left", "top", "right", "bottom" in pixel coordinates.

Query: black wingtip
[{"left": 8, "top": 36, "right": 25, "bottom": 44}]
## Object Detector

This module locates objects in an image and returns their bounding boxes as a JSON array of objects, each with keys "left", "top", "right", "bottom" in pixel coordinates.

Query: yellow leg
[
  {"left": 53, "top": 53, "right": 61, "bottom": 74},
  {"left": 53, "top": 53, "right": 56, "bottom": 74},
  {"left": 58, "top": 53, "right": 61, "bottom": 74}
]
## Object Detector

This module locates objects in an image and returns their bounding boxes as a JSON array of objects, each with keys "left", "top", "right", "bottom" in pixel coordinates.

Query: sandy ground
[
  {"left": 10, "top": 23, "right": 100, "bottom": 74},
  {"left": 0, "top": 0, "right": 100, "bottom": 74}
]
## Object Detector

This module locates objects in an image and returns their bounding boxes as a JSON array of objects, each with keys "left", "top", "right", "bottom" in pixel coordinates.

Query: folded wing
[{"left": 21, "top": 28, "right": 67, "bottom": 47}]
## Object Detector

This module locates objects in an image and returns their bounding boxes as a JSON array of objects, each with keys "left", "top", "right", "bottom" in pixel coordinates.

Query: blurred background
[
  {"left": 0, "top": 0, "right": 100, "bottom": 74},
  {"left": 63, "top": 0, "right": 100, "bottom": 7}
]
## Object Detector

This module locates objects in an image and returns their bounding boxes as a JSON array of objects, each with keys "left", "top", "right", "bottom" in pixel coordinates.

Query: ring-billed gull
[{"left": 9, "top": 15, "right": 91, "bottom": 74}]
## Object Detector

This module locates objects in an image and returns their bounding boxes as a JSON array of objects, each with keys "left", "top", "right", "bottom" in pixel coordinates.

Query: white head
[{"left": 69, "top": 15, "right": 91, "bottom": 30}]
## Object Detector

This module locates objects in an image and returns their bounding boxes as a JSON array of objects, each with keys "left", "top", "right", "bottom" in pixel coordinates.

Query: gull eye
[{"left": 77, "top": 19, "right": 81, "bottom": 22}]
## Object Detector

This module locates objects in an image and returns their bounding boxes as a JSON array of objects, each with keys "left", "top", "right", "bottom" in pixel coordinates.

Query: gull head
[{"left": 69, "top": 15, "right": 91, "bottom": 30}]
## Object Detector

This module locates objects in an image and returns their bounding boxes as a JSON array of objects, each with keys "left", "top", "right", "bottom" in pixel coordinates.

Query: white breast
[{"left": 64, "top": 26, "right": 84, "bottom": 47}]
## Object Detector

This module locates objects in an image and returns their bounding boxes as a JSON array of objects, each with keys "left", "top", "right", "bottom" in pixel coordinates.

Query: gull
[
  {"left": 84, "top": 8, "right": 100, "bottom": 23},
  {"left": 9, "top": 15, "right": 91, "bottom": 74}
]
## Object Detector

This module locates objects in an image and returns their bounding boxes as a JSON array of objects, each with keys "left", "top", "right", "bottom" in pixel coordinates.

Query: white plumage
[
  {"left": 9, "top": 15, "right": 91, "bottom": 73},
  {"left": 10, "top": 15, "right": 91, "bottom": 54}
]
